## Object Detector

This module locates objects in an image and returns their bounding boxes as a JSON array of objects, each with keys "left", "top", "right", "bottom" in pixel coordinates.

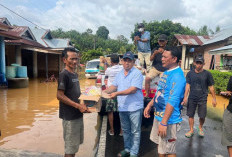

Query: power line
[{"left": 0, "top": 3, "right": 47, "bottom": 31}]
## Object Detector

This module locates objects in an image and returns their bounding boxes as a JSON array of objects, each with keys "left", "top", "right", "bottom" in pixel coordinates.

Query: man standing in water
[
  {"left": 182, "top": 54, "right": 216, "bottom": 138},
  {"left": 144, "top": 47, "right": 186, "bottom": 157},
  {"left": 57, "top": 47, "right": 90, "bottom": 157}
]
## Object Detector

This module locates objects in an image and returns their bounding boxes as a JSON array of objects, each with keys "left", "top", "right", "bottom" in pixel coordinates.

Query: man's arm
[
  {"left": 104, "top": 85, "right": 117, "bottom": 94},
  {"left": 158, "top": 103, "right": 174, "bottom": 137},
  {"left": 181, "top": 83, "right": 190, "bottom": 105},
  {"left": 209, "top": 86, "right": 217, "bottom": 107},
  {"left": 57, "top": 90, "right": 89, "bottom": 113},
  {"left": 110, "top": 86, "right": 137, "bottom": 98}
]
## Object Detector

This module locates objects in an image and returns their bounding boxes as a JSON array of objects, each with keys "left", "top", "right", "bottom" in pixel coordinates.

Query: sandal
[
  {"left": 197, "top": 126, "right": 204, "bottom": 137},
  {"left": 108, "top": 130, "right": 114, "bottom": 136},
  {"left": 117, "top": 150, "right": 130, "bottom": 157},
  {"left": 185, "top": 131, "right": 194, "bottom": 138}
]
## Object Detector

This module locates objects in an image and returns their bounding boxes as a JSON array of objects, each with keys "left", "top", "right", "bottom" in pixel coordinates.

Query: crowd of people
[{"left": 56, "top": 23, "right": 232, "bottom": 157}]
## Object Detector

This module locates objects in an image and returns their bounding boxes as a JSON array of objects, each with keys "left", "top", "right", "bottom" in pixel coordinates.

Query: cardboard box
[{"left": 79, "top": 94, "right": 102, "bottom": 112}]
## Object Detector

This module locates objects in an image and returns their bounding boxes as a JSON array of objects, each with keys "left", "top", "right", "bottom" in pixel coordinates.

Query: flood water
[{"left": 0, "top": 78, "right": 101, "bottom": 156}]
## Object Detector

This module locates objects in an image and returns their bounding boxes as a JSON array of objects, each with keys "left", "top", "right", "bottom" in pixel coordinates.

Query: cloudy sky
[{"left": 0, "top": 0, "right": 232, "bottom": 41}]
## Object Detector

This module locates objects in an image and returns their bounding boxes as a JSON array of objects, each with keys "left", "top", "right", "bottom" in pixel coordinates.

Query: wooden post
[
  {"left": 45, "top": 53, "right": 48, "bottom": 79},
  {"left": 181, "top": 45, "right": 186, "bottom": 70}
]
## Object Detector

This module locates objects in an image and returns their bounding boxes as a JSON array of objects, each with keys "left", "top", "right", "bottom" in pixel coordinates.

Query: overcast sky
[{"left": 0, "top": 0, "right": 232, "bottom": 41}]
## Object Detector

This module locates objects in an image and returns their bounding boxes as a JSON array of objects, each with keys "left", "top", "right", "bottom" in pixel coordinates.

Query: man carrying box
[{"left": 57, "top": 47, "right": 90, "bottom": 157}]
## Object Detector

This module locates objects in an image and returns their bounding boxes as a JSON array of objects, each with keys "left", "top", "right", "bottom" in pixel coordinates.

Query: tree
[
  {"left": 86, "top": 28, "right": 93, "bottom": 34},
  {"left": 197, "top": 25, "right": 221, "bottom": 35},
  {"left": 96, "top": 26, "right": 109, "bottom": 39}
]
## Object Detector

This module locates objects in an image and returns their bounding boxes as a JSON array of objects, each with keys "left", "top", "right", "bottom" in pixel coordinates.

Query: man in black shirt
[
  {"left": 182, "top": 55, "right": 217, "bottom": 138},
  {"left": 57, "top": 47, "right": 90, "bottom": 157},
  {"left": 145, "top": 34, "right": 168, "bottom": 98},
  {"left": 220, "top": 76, "right": 232, "bottom": 156}
]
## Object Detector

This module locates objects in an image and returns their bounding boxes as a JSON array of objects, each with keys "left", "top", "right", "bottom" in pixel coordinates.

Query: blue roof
[{"left": 31, "top": 28, "right": 72, "bottom": 49}]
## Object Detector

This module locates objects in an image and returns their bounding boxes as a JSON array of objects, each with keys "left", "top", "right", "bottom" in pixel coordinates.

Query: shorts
[
  {"left": 187, "top": 99, "right": 207, "bottom": 118},
  {"left": 150, "top": 118, "right": 180, "bottom": 154},
  {"left": 105, "top": 98, "right": 118, "bottom": 112},
  {"left": 146, "top": 67, "right": 162, "bottom": 79},
  {"left": 221, "top": 109, "right": 232, "bottom": 146},
  {"left": 63, "top": 117, "right": 84, "bottom": 154}
]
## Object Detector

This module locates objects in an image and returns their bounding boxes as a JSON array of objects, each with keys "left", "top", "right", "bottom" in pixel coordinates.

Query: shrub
[{"left": 208, "top": 70, "right": 232, "bottom": 94}]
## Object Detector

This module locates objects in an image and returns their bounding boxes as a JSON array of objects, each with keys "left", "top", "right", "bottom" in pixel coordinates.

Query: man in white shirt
[{"left": 105, "top": 54, "right": 123, "bottom": 136}]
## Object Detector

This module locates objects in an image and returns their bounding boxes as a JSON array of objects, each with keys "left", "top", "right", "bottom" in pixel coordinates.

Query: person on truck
[
  {"left": 134, "top": 23, "right": 151, "bottom": 71},
  {"left": 144, "top": 34, "right": 168, "bottom": 98}
]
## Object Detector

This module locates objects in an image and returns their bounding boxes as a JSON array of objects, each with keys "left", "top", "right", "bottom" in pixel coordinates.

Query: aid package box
[{"left": 79, "top": 86, "right": 102, "bottom": 112}]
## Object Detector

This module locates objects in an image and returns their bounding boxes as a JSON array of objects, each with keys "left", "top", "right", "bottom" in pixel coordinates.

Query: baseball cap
[
  {"left": 158, "top": 34, "right": 168, "bottom": 41},
  {"left": 138, "top": 23, "right": 144, "bottom": 28},
  {"left": 123, "top": 51, "right": 134, "bottom": 60},
  {"left": 195, "top": 55, "right": 204, "bottom": 63}
]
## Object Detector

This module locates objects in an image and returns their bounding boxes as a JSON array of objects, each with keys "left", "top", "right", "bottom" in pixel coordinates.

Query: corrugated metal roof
[
  {"left": 203, "top": 27, "right": 232, "bottom": 45},
  {"left": 5, "top": 39, "right": 45, "bottom": 48},
  {"left": 31, "top": 28, "right": 72, "bottom": 49},
  {"left": 174, "top": 34, "right": 210, "bottom": 46},
  {"left": 209, "top": 45, "right": 232, "bottom": 55},
  {"left": 0, "top": 17, "right": 11, "bottom": 26}
]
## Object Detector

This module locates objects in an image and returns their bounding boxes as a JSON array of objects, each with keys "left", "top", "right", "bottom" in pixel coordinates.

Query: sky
[{"left": 0, "top": 0, "right": 232, "bottom": 41}]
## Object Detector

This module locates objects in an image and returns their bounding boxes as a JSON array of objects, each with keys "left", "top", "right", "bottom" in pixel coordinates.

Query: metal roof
[
  {"left": 174, "top": 34, "right": 210, "bottom": 46},
  {"left": 0, "top": 17, "right": 11, "bottom": 26},
  {"left": 5, "top": 39, "right": 45, "bottom": 48},
  {"left": 31, "top": 28, "right": 73, "bottom": 49},
  {"left": 209, "top": 45, "right": 232, "bottom": 55},
  {"left": 203, "top": 27, "right": 232, "bottom": 45}
]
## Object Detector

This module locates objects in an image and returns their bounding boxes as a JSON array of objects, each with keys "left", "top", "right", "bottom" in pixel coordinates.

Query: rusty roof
[
  {"left": 174, "top": 34, "right": 210, "bottom": 46},
  {"left": 5, "top": 39, "right": 45, "bottom": 48}
]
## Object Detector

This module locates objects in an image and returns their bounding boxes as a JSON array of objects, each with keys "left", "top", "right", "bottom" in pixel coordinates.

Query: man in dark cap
[
  {"left": 134, "top": 23, "right": 151, "bottom": 71},
  {"left": 181, "top": 54, "right": 217, "bottom": 138},
  {"left": 144, "top": 34, "right": 168, "bottom": 98},
  {"left": 104, "top": 51, "right": 144, "bottom": 157}
]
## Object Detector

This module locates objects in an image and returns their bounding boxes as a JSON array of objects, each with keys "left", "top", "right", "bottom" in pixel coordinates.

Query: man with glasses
[
  {"left": 104, "top": 51, "right": 144, "bottom": 157},
  {"left": 145, "top": 34, "right": 168, "bottom": 98}
]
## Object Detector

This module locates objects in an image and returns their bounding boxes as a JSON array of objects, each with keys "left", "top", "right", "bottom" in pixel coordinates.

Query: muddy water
[
  {"left": 0, "top": 78, "right": 101, "bottom": 156},
  {"left": 207, "top": 94, "right": 229, "bottom": 120}
]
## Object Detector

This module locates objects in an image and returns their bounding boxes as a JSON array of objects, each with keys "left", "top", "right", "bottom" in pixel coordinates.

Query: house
[
  {"left": 0, "top": 17, "right": 75, "bottom": 84},
  {"left": 173, "top": 34, "right": 210, "bottom": 71},
  {"left": 202, "top": 27, "right": 232, "bottom": 70}
]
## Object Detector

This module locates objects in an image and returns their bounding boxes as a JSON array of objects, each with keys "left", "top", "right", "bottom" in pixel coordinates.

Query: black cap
[
  {"left": 123, "top": 51, "right": 134, "bottom": 60},
  {"left": 195, "top": 55, "right": 204, "bottom": 63},
  {"left": 138, "top": 23, "right": 144, "bottom": 28},
  {"left": 158, "top": 34, "right": 168, "bottom": 41}
]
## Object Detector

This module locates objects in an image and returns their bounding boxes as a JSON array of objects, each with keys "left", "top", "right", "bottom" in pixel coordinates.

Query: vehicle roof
[{"left": 88, "top": 59, "right": 100, "bottom": 62}]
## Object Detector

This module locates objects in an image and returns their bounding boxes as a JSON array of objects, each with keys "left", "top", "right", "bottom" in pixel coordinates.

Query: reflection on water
[{"left": 0, "top": 78, "right": 101, "bottom": 156}]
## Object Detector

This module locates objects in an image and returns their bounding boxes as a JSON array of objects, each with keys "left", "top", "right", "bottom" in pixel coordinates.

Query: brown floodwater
[{"left": 0, "top": 78, "right": 101, "bottom": 156}]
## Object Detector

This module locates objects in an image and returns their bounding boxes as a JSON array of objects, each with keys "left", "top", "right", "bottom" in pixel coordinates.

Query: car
[{"left": 85, "top": 59, "right": 100, "bottom": 79}]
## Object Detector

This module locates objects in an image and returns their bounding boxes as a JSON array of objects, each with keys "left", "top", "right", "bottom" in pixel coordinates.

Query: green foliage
[
  {"left": 81, "top": 49, "right": 103, "bottom": 63},
  {"left": 51, "top": 28, "right": 134, "bottom": 62},
  {"left": 131, "top": 19, "right": 196, "bottom": 49},
  {"left": 96, "top": 26, "right": 109, "bottom": 39},
  {"left": 209, "top": 70, "right": 232, "bottom": 94}
]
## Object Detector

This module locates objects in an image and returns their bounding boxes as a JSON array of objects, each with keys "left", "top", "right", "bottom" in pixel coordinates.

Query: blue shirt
[
  {"left": 154, "top": 66, "right": 186, "bottom": 124},
  {"left": 137, "top": 31, "right": 151, "bottom": 53},
  {"left": 113, "top": 67, "right": 144, "bottom": 112}
]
